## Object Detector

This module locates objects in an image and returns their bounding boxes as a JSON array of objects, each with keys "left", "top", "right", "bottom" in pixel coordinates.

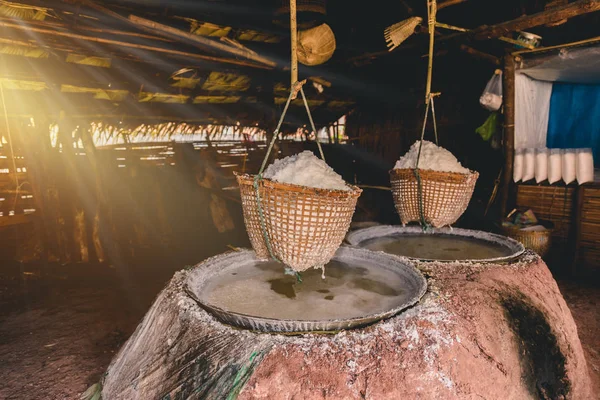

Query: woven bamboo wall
[
  {"left": 0, "top": 157, "right": 36, "bottom": 222},
  {"left": 0, "top": 130, "right": 38, "bottom": 260},
  {"left": 580, "top": 186, "right": 600, "bottom": 269},
  {"left": 516, "top": 183, "right": 600, "bottom": 271}
]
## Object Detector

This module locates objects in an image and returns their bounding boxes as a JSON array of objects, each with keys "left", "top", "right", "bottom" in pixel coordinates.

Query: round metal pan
[
  {"left": 346, "top": 225, "right": 525, "bottom": 263},
  {"left": 186, "top": 247, "right": 427, "bottom": 334}
]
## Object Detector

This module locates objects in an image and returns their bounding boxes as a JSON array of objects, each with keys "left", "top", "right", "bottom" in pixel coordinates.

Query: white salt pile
[
  {"left": 394, "top": 141, "right": 470, "bottom": 174},
  {"left": 263, "top": 151, "right": 349, "bottom": 191}
]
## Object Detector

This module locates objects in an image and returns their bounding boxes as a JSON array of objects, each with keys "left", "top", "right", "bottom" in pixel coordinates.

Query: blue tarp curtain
[{"left": 547, "top": 83, "right": 600, "bottom": 163}]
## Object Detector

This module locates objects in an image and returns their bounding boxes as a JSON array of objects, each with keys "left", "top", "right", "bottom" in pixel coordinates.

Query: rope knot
[{"left": 291, "top": 79, "right": 307, "bottom": 100}]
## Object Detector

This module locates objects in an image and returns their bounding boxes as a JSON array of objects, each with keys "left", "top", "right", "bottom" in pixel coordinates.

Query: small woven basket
[
  {"left": 298, "top": 23, "right": 336, "bottom": 66},
  {"left": 501, "top": 221, "right": 554, "bottom": 258},
  {"left": 236, "top": 173, "right": 362, "bottom": 271},
  {"left": 389, "top": 168, "right": 479, "bottom": 228}
]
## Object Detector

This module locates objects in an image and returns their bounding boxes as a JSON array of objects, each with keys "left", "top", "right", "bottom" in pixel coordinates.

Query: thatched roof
[{"left": 0, "top": 0, "right": 598, "bottom": 132}]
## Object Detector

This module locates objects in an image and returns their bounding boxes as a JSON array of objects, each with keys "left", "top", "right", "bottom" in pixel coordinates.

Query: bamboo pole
[
  {"left": 500, "top": 53, "right": 516, "bottom": 219},
  {"left": 290, "top": 0, "right": 298, "bottom": 86},
  {"left": 0, "top": 21, "right": 271, "bottom": 70},
  {"left": 425, "top": 0, "right": 437, "bottom": 102},
  {"left": 127, "top": 15, "right": 277, "bottom": 68},
  {"left": 435, "top": 22, "right": 536, "bottom": 49}
]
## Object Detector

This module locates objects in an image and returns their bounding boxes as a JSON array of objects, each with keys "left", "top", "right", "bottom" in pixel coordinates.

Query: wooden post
[{"left": 500, "top": 53, "right": 516, "bottom": 219}]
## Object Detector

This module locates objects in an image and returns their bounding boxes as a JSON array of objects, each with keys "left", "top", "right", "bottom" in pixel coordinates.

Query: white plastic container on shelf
[
  {"left": 562, "top": 150, "right": 576, "bottom": 184},
  {"left": 535, "top": 148, "right": 548, "bottom": 183},
  {"left": 576, "top": 148, "right": 594, "bottom": 184},
  {"left": 522, "top": 149, "right": 535, "bottom": 182},
  {"left": 548, "top": 149, "right": 563, "bottom": 184},
  {"left": 513, "top": 150, "right": 524, "bottom": 182}
]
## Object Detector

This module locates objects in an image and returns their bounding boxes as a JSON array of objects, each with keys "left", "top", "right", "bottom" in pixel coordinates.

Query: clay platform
[{"left": 101, "top": 251, "right": 594, "bottom": 399}]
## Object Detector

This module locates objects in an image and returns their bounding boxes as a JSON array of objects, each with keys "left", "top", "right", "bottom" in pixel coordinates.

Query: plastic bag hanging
[
  {"left": 480, "top": 70, "right": 503, "bottom": 111},
  {"left": 475, "top": 112, "right": 499, "bottom": 141}
]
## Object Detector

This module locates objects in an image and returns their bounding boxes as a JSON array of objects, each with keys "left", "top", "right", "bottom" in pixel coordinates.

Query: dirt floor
[
  {"left": 0, "top": 260, "right": 598, "bottom": 400},
  {"left": 557, "top": 278, "right": 600, "bottom": 395}
]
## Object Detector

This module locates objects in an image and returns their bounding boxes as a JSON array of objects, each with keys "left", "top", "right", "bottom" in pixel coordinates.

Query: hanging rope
[
  {"left": 300, "top": 86, "right": 325, "bottom": 160},
  {"left": 414, "top": 0, "right": 441, "bottom": 231},
  {"left": 252, "top": 0, "right": 327, "bottom": 267},
  {"left": 430, "top": 95, "right": 439, "bottom": 145},
  {"left": 252, "top": 85, "right": 295, "bottom": 263}
]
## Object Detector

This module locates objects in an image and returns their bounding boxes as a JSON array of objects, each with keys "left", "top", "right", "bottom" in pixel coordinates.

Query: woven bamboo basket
[
  {"left": 236, "top": 173, "right": 362, "bottom": 271},
  {"left": 389, "top": 168, "right": 479, "bottom": 228},
  {"left": 501, "top": 221, "right": 554, "bottom": 258},
  {"left": 297, "top": 23, "right": 336, "bottom": 66}
]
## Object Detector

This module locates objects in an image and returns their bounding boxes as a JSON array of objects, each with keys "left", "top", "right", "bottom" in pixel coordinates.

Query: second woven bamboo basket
[{"left": 389, "top": 168, "right": 479, "bottom": 228}]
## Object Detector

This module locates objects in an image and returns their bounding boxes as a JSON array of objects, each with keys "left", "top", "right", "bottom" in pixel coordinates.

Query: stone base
[{"left": 102, "top": 252, "right": 594, "bottom": 399}]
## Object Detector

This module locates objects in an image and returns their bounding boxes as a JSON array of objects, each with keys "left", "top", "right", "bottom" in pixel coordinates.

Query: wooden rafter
[
  {"left": 438, "top": 0, "right": 468, "bottom": 10},
  {"left": 512, "top": 35, "right": 600, "bottom": 56},
  {"left": 459, "top": 45, "right": 500, "bottom": 65},
  {"left": 349, "top": 0, "right": 600, "bottom": 65},
  {"left": 0, "top": 15, "right": 174, "bottom": 42},
  {"left": 474, "top": 0, "right": 600, "bottom": 40},
  {"left": 77, "top": 0, "right": 277, "bottom": 68},
  {"left": 0, "top": 20, "right": 272, "bottom": 69},
  {"left": 128, "top": 15, "right": 277, "bottom": 68}
]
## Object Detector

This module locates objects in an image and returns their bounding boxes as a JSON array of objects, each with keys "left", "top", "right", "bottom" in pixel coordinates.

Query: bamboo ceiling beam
[
  {"left": 0, "top": 16, "right": 174, "bottom": 43},
  {"left": 459, "top": 45, "right": 500, "bottom": 65},
  {"left": 0, "top": 20, "right": 272, "bottom": 69},
  {"left": 434, "top": 0, "right": 600, "bottom": 45},
  {"left": 438, "top": 0, "right": 468, "bottom": 10},
  {"left": 474, "top": 0, "right": 600, "bottom": 40},
  {"left": 512, "top": 35, "right": 600, "bottom": 56},
  {"left": 348, "top": 0, "right": 598, "bottom": 65},
  {"left": 399, "top": 1, "right": 414, "bottom": 15},
  {"left": 127, "top": 15, "right": 277, "bottom": 68},
  {"left": 79, "top": 0, "right": 277, "bottom": 68},
  {"left": 381, "top": 0, "right": 600, "bottom": 57}
]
